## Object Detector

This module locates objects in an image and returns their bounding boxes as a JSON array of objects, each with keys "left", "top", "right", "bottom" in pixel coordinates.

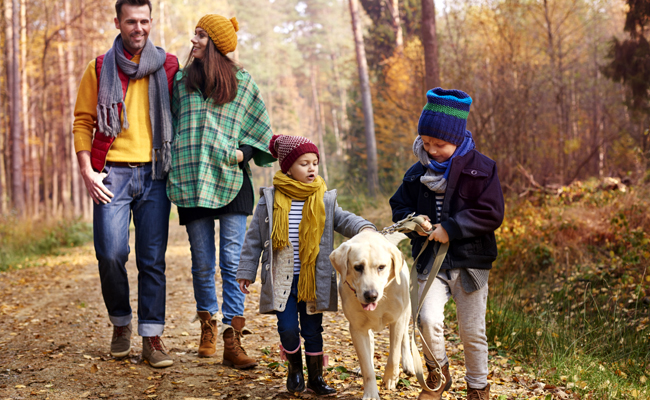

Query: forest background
[{"left": 1, "top": 0, "right": 649, "bottom": 398}]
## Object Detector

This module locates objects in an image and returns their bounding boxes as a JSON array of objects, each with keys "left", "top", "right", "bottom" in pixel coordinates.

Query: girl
[
  {"left": 166, "top": 14, "right": 275, "bottom": 369},
  {"left": 237, "top": 135, "right": 376, "bottom": 395}
]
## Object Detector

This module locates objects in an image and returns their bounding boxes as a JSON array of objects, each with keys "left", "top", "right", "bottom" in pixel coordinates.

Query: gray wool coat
[{"left": 236, "top": 186, "right": 375, "bottom": 315}]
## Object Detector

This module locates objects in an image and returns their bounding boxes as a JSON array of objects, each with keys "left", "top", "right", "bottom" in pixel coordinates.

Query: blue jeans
[
  {"left": 185, "top": 213, "right": 247, "bottom": 325},
  {"left": 93, "top": 164, "right": 171, "bottom": 337},
  {"left": 276, "top": 275, "right": 324, "bottom": 353}
]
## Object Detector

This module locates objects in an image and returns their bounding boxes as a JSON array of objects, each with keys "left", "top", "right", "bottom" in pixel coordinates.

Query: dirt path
[{"left": 1, "top": 222, "right": 557, "bottom": 400}]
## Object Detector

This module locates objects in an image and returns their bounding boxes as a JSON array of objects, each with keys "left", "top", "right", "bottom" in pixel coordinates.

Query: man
[{"left": 73, "top": 0, "right": 179, "bottom": 368}]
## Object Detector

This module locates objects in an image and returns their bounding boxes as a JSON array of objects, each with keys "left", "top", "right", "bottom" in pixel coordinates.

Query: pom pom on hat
[
  {"left": 230, "top": 17, "right": 239, "bottom": 32},
  {"left": 196, "top": 14, "right": 239, "bottom": 55},
  {"left": 269, "top": 134, "right": 320, "bottom": 173},
  {"left": 418, "top": 88, "right": 472, "bottom": 146}
]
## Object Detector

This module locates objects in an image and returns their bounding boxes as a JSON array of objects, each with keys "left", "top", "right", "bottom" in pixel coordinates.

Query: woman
[{"left": 167, "top": 14, "right": 274, "bottom": 369}]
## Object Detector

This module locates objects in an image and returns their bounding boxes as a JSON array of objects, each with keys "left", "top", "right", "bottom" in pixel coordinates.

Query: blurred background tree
[{"left": 0, "top": 0, "right": 643, "bottom": 219}]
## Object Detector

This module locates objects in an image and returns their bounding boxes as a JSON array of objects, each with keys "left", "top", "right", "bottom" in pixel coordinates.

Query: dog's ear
[
  {"left": 329, "top": 242, "right": 351, "bottom": 277},
  {"left": 387, "top": 244, "right": 404, "bottom": 285}
]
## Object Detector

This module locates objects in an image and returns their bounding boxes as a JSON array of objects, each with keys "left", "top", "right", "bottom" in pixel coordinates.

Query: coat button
[
  {"left": 424, "top": 192, "right": 429, "bottom": 198},
  {"left": 424, "top": 269, "right": 429, "bottom": 275},
  {"left": 265, "top": 264, "right": 270, "bottom": 270},
  {"left": 471, "top": 170, "right": 478, "bottom": 175},
  {"left": 264, "top": 240, "right": 270, "bottom": 247},
  {"left": 265, "top": 217, "right": 269, "bottom": 223}
]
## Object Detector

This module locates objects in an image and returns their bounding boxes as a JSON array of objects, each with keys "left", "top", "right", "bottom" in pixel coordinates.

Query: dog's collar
[{"left": 344, "top": 280, "right": 357, "bottom": 294}]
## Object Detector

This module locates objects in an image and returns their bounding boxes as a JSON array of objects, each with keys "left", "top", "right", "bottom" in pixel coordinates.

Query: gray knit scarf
[
  {"left": 97, "top": 35, "right": 173, "bottom": 180},
  {"left": 413, "top": 136, "right": 447, "bottom": 193}
]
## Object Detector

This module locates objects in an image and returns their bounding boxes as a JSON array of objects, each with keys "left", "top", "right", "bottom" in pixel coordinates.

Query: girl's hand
[
  {"left": 418, "top": 215, "right": 432, "bottom": 236},
  {"left": 239, "top": 279, "right": 251, "bottom": 294},
  {"left": 236, "top": 149, "right": 244, "bottom": 163},
  {"left": 428, "top": 224, "right": 449, "bottom": 243}
]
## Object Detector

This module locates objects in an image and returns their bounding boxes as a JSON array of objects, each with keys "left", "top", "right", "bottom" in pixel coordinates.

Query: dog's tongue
[{"left": 362, "top": 302, "right": 378, "bottom": 311}]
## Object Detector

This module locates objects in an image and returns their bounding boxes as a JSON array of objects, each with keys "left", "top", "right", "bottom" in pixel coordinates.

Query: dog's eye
[
  {"left": 378, "top": 265, "right": 386, "bottom": 271},
  {"left": 354, "top": 264, "right": 364, "bottom": 272}
]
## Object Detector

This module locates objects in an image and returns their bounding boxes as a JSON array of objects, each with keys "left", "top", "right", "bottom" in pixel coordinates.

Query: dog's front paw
[
  {"left": 383, "top": 371, "right": 399, "bottom": 390},
  {"left": 401, "top": 359, "right": 415, "bottom": 377},
  {"left": 361, "top": 391, "right": 380, "bottom": 400}
]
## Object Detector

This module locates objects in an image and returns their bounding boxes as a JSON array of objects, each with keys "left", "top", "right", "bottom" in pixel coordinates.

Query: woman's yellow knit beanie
[{"left": 196, "top": 14, "right": 239, "bottom": 55}]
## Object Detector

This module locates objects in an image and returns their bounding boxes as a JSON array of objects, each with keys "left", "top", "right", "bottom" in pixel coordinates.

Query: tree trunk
[
  {"left": 11, "top": 0, "right": 24, "bottom": 216},
  {"left": 330, "top": 50, "right": 349, "bottom": 152},
  {"left": 64, "top": 0, "right": 81, "bottom": 216},
  {"left": 543, "top": 0, "right": 566, "bottom": 184},
  {"left": 421, "top": 0, "right": 440, "bottom": 90},
  {"left": 21, "top": 0, "right": 32, "bottom": 216},
  {"left": 386, "top": 0, "right": 403, "bottom": 48},
  {"left": 158, "top": 0, "right": 166, "bottom": 48},
  {"left": 57, "top": 41, "right": 70, "bottom": 218},
  {"left": 1, "top": 0, "right": 12, "bottom": 215},
  {"left": 332, "top": 109, "right": 341, "bottom": 157},
  {"left": 310, "top": 64, "right": 329, "bottom": 183},
  {"left": 348, "top": 0, "right": 379, "bottom": 197}
]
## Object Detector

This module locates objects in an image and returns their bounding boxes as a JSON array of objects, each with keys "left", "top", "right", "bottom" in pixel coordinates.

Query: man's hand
[
  {"left": 239, "top": 279, "right": 251, "bottom": 294},
  {"left": 428, "top": 224, "right": 449, "bottom": 243},
  {"left": 77, "top": 151, "right": 114, "bottom": 205}
]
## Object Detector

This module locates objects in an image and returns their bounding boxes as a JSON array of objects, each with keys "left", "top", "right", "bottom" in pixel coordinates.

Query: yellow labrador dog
[{"left": 330, "top": 230, "right": 414, "bottom": 400}]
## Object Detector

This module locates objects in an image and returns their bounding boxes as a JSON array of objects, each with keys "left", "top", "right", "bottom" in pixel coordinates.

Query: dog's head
[{"left": 329, "top": 230, "right": 404, "bottom": 311}]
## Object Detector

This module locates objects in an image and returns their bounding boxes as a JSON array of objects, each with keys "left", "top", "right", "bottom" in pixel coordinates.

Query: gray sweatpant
[{"left": 417, "top": 268, "right": 489, "bottom": 389}]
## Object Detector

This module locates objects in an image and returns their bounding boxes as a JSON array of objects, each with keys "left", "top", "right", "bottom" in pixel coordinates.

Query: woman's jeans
[
  {"left": 276, "top": 275, "right": 324, "bottom": 353},
  {"left": 185, "top": 214, "right": 247, "bottom": 325},
  {"left": 93, "top": 164, "right": 171, "bottom": 337}
]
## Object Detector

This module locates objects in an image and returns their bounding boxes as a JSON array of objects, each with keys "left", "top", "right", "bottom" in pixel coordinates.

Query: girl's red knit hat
[{"left": 269, "top": 135, "right": 320, "bottom": 173}]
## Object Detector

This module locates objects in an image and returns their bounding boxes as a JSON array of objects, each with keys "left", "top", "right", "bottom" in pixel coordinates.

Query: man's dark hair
[{"left": 115, "top": 0, "right": 152, "bottom": 20}]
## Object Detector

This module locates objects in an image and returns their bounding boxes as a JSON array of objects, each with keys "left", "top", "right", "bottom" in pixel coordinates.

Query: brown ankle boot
[
  {"left": 418, "top": 362, "right": 452, "bottom": 400},
  {"left": 467, "top": 383, "right": 490, "bottom": 400},
  {"left": 197, "top": 311, "right": 217, "bottom": 358},
  {"left": 222, "top": 316, "right": 257, "bottom": 369}
]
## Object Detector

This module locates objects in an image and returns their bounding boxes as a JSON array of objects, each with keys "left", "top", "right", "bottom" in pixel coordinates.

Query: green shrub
[{"left": 0, "top": 218, "right": 93, "bottom": 271}]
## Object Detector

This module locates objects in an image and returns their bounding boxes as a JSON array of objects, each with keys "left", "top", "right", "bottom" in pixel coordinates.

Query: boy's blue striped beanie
[{"left": 417, "top": 88, "right": 473, "bottom": 146}]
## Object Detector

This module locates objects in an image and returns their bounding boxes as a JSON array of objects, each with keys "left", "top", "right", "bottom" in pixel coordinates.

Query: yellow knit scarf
[{"left": 272, "top": 171, "right": 327, "bottom": 303}]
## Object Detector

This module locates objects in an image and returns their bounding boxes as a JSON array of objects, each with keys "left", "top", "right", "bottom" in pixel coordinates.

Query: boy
[{"left": 389, "top": 88, "right": 504, "bottom": 400}]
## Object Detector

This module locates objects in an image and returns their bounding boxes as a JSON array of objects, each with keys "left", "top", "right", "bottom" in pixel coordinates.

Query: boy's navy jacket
[{"left": 390, "top": 149, "right": 504, "bottom": 276}]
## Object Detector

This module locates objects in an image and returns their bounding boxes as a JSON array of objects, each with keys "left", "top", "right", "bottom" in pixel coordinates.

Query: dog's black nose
[{"left": 364, "top": 290, "right": 378, "bottom": 303}]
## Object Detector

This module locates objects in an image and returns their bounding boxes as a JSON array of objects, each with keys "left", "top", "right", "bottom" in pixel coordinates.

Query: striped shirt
[
  {"left": 435, "top": 192, "right": 445, "bottom": 221},
  {"left": 289, "top": 201, "right": 305, "bottom": 274}
]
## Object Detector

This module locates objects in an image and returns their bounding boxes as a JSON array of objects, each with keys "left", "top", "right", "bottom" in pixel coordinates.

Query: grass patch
[
  {"left": 490, "top": 179, "right": 650, "bottom": 398},
  {"left": 0, "top": 217, "right": 93, "bottom": 271}
]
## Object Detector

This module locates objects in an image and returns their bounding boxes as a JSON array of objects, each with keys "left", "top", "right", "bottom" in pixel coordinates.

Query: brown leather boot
[
  {"left": 467, "top": 383, "right": 490, "bottom": 400},
  {"left": 197, "top": 311, "right": 218, "bottom": 357},
  {"left": 222, "top": 316, "right": 257, "bottom": 369},
  {"left": 418, "top": 362, "right": 452, "bottom": 400}
]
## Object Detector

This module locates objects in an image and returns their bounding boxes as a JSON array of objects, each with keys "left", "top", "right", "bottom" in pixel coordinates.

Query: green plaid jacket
[{"left": 167, "top": 69, "right": 275, "bottom": 208}]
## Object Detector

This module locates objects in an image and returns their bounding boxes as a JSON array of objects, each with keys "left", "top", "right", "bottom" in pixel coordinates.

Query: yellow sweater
[{"left": 73, "top": 55, "right": 153, "bottom": 162}]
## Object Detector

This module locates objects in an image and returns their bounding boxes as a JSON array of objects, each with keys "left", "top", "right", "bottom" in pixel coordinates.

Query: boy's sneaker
[
  {"left": 110, "top": 322, "right": 132, "bottom": 358},
  {"left": 142, "top": 336, "right": 173, "bottom": 368}
]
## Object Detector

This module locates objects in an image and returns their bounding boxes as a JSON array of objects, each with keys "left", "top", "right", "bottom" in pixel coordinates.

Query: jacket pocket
[
  {"left": 260, "top": 252, "right": 270, "bottom": 284},
  {"left": 458, "top": 168, "right": 489, "bottom": 199},
  {"left": 451, "top": 236, "right": 483, "bottom": 258}
]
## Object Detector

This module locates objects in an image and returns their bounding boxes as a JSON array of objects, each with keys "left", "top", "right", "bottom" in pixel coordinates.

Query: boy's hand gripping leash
[{"left": 380, "top": 213, "right": 450, "bottom": 393}]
